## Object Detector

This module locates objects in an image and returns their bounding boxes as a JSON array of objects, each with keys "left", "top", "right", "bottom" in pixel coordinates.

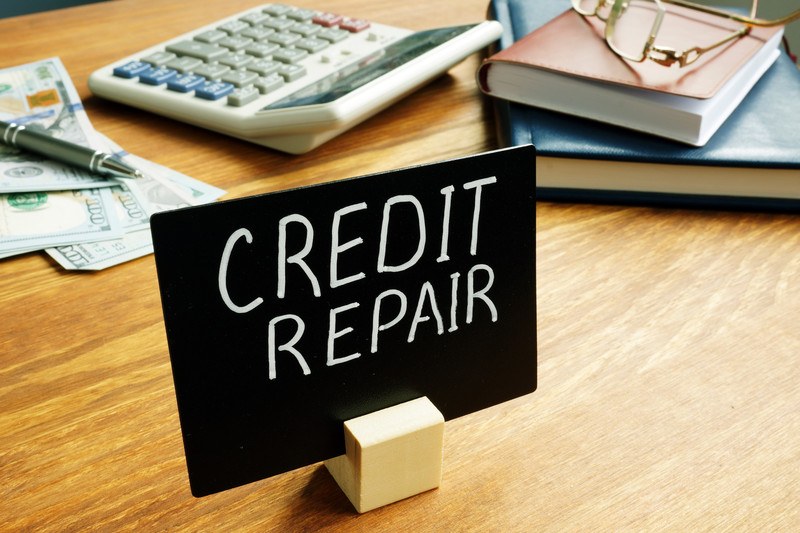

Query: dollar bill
[
  {"left": 96, "top": 133, "right": 226, "bottom": 210},
  {"left": 0, "top": 188, "right": 123, "bottom": 253},
  {"left": 47, "top": 148, "right": 226, "bottom": 270},
  {"left": 111, "top": 180, "right": 152, "bottom": 231},
  {"left": 0, "top": 57, "right": 113, "bottom": 192},
  {"left": 47, "top": 228, "right": 154, "bottom": 271},
  {"left": 0, "top": 58, "right": 226, "bottom": 269}
]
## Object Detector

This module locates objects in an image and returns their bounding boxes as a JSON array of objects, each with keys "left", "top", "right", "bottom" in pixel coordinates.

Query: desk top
[{"left": 3, "top": 1, "right": 800, "bottom": 530}]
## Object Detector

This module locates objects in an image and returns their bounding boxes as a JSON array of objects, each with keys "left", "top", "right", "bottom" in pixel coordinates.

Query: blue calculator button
[
  {"left": 139, "top": 66, "right": 178, "bottom": 85},
  {"left": 113, "top": 61, "right": 150, "bottom": 79},
  {"left": 195, "top": 81, "right": 234, "bottom": 100},
  {"left": 167, "top": 73, "right": 206, "bottom": 93}
]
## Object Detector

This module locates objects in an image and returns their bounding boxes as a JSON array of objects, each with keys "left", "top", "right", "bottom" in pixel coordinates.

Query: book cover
[
  {"left": 478, "top": 4, "right": 783, "bottom": 145},
  {"left": 489, "top": 0, "right": 800, "bottom": 211},
  {"left": 480, "top": 5, "right": 781, "bottom": 98}
]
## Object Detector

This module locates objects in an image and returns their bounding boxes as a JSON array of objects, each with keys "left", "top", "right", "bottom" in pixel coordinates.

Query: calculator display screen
[{"left": 262, "top": 24, "right": 478, "bottom": 110}]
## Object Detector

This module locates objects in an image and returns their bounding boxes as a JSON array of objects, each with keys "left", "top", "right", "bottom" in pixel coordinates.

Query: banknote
[
  {"left": 110, "top": 180, "right": 151, "bottom": 231},
  {"left": 0, "top": 58, "right": 226, "bottom": 269},
  {"left": 0, "top": 188, "right": 123, "bottom": 253},
  {"left": 47, "top": 149, "right": 226, "bottom": 270},
  {"left": 96, "top": 133, "right": 226, "bottom": 210},
  {"left": 47, "top": 228, "right": 154, "bottom": 271},
  {"left": 0, "top": 57, "right": 112, "bottom": 192},
  {"left": 0, "top": 159, "right": 115, "bottom": 193}
]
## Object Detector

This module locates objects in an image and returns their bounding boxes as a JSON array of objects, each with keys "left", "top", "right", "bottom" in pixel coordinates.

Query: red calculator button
[
  {"left": 313, "top": 12, "right": 343, "bottom": 27},
  {"left": 339, "top": 18, "right": 371, "bottom": 33}
]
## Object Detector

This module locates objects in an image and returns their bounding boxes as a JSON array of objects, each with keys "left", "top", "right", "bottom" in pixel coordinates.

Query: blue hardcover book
[{"left": 489, "top": 0, "right": 800, "bottom": 211}]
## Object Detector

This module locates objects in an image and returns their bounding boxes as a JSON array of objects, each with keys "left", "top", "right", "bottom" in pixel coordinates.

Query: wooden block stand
[{"left": 324, "top": 396, "right": 445, "bottom": 513}]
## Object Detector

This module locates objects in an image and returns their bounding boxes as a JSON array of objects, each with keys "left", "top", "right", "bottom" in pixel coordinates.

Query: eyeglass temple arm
[
  {"left": 649, "top": 25, "right": 751, "bottom": 67},
  {"left": 663, "top": 0, "right": 800, "bottom": 27}
]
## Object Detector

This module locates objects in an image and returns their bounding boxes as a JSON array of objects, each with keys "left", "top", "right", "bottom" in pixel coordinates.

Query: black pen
[{"left": 0, "top": 119, "right": 142, "bottom": 179}]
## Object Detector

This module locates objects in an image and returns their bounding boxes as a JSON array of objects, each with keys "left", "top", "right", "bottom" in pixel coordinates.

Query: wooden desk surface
[{"left": 2, "top": 0, "right": 800, "bottom": 530}]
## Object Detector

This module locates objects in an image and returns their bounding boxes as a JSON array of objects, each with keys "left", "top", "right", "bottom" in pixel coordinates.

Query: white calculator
[{"left": 88, "top": 3, "right": 503, "bottom": 154}]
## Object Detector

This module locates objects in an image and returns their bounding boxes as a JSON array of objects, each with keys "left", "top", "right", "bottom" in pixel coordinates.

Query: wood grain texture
[{"left": 2, "top": 1, "right": 800, "bottom": 530}]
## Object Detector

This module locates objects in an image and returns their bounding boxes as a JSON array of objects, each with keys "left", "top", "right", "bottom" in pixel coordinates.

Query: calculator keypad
[{"left": 113, "top": 3, "right": 384, "bottom": 106}]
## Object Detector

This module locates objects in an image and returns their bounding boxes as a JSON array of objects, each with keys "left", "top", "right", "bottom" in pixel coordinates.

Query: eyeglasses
[{"left": 572, "top": 0, "right": 800, "bottom": 67}]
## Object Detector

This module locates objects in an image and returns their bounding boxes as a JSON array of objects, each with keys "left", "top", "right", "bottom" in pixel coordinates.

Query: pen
[{"left": 0, "top": 119, "right": 142, "bottom": 179}]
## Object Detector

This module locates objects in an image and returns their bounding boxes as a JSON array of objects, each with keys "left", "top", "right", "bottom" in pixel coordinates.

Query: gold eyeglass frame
[{"left": 572, "top": 0, "right": 800, "bottom": 67}]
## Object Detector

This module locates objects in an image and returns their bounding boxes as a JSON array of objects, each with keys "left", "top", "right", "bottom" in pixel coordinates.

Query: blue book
[{"left": 489, "top": 0, "right": 800, "bottom": 211}]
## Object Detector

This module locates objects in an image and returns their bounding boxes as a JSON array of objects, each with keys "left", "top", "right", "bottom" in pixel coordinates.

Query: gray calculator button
[
  {"left": 218, "top": 20, "right": 249, "bottom": 35},
  {"left": 221, "top": 69, "right": 259, "bottom": 87},
  {"left": 295, "top": 37, "right": 329, "bottom": 53},
  {"left": 142, "top": 51, "right": 176, "bottom": 66},
  {"left": 263, "top": 17, "right": 296, "bottom": 31},
  {"left": 244, "top": 42, "right": 280, "bottom": 58},
  {"left": 194, "top": 30, "right": 227, "bottom": 43},
  {"left": 227, "top": 86, "right": 261, "bottom": 106},
  {"left": 166, "top": 41, "right": 227, "bottom": 61},
  {"left": 192, "top": 63, "right": 231, "bottom": 79},
  {"left": 290, "top": 22, "right": 321, "bottom": 37},
  {"left": 239, "top": 12, "right": 270, "bottom": 25},
  {"left": 317, "top": 28, "right": 349, "bottom": 43},
  {"left": 219, "top": 36, "right": 254, "bottom": 51},
  {"left": 277, "top": 63, "right": 307, "bottom": 82},
  {"left": 166, "top": 56, "right": 203, "bottom": 73},
  {"left": 242, "top": 26, "right": 275, "bottom": 41},
  {"left": 246, "top": 59, "right": 281, "bottom": 75},
  {"left": 286, "top": 8, "right": 316, "bottom": 21},
  {"left": 267, "top": 32, "right": 301, "bottom": 47},
  {"left": 273, "top": 47, "right": 308, "bottom": 64},
  {"left": 219, "top": 52, "right": 253, "bottom": 68},
  {"left": 263, "top": 4, "right": 293, "bottom": 16},
  {"left": 254, "top": 73, "right": 285, "bottom": 93}
]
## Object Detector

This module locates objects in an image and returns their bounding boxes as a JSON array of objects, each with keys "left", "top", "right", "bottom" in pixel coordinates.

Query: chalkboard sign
[{"left": 151, "top": 145, "right": 536, "bottom": 497}]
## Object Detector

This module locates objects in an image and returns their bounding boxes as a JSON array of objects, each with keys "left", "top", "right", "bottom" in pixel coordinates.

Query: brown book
[{"left": 477, "top": 5, "right": 784, "bottom": 145}]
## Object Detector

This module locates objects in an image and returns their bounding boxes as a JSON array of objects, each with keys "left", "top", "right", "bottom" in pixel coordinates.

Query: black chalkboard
[{"left": 151, "top": 145, "right": 536, "bottom": 497}]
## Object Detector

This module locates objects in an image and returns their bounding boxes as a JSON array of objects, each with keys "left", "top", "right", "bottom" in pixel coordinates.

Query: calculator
[{"left": 88, "top": 3, "right": 503, "bottom": 154}]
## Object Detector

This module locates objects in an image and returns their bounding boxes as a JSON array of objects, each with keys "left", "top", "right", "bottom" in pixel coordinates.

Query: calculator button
[
  {"left": 239, "top": 12, "right": 271, "bottom": 25},
  {"left": 277, "top": 63, "right": 307, "bottom": 82},
  {"left": 316, "top": 27, "right": 349, "bottom": 43},
  {"left": 166, "top": 56, "right": 203, "bottom": 73},
  {"left": 166, "top": 41, "right": 227, "bottom": 61},
  {"left": 227, "top": 86, "right": 260, "bottom": 106},
  {"left": 195, "top": 81, "right": 235, "bottom": 100},
  {"left": 141, "top": 51, "right": 176, "bottom": 66},
  {"left": 339, "top": 18, "right": 371, "bottom": 33},
  {"left": 219, "top": 52, "right": 253, "bottom": 69},
  {"left": 221, "top": 69, "right": 259, "bottom": 87},
  {"left": 242, "top": 26, "right": 275, "bottom": 41},
  {"left": 263, "top": 17, "right": 296, "bottom": 32},
  {"left": 244, "top": 42, "right": 280, "bottom": 58},
  {"left": 272, "top": 47, "right": 308, "bottom": 64},
  {"left": 313, "top": 13, "right": 343, "bottom": 27},
  {"left": 219, "top": 36, "right": 254, "bottom": 51},
  {"left": 113, "top": 61, "right": 150, "bottom": 78},
  {"left": 194, "top": 30, "right": 227, "bottom": 43},
  {"left": 286, "top": 8, "right": 316, "bottom": 21},
  {"left": 167, "top": 73, "right": 206, "bottom": 92},
  {"left": 290, "top": 22, "right": 321, "bottom": 37},
  {"left": 295, "top": 37, "right": 329, "bottom": 53},
  {"left": 192, "top": 63, "right": 231, "bottom": 79},
  {"left": 254, "top": 73, "right": 284, "bottom": 93},
  {"left": 246, "top": 59, "right": 281, "bottom": 76},
  {"left": 218, "top": 20, "right": 249, "bottom": 35},
  {"left": 267, "top": 32, "right": 301, "bottom": 47},
  {"left": 139, "top": 66, "right": 178, "bottom": 85},
  {"left": 263, "top": 4, "right": 293, "bottom": 16}
]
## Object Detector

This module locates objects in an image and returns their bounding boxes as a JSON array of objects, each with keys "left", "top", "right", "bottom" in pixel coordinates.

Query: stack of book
[{"left": 479, "top": 0, "right": 800, "bottom": 210}]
